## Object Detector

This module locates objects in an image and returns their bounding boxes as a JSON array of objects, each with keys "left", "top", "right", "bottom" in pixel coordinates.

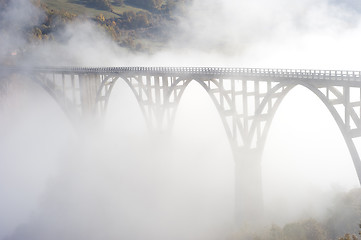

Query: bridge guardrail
[{"left": 1, "top": 66, "right": 360, "bottom": 84}]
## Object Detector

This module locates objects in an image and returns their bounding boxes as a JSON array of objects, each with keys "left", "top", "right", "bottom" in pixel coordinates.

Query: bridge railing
[
  {"left": 90, "top": 67, "right": 361, "bottom": 82},
  {"left": 2, "top": 66, "right": 361, "bottom": 83},
  {"left": 61, "top": 67, "right": 361, "bottom": 80}
]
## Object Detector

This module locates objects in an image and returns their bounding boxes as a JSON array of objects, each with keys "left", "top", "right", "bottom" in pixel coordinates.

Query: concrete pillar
[
  {"left": 79, "top": 74, "right": 100, "bottom": 117},
  {"left": 77, "top": 74, "right": 104, "bottom": 134},
  {"left": 233, "top": 148, "right": 263, "bottom": 225}
]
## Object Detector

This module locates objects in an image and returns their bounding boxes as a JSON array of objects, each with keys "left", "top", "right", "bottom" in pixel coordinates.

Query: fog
[{"left": 1, "top": 0, "right": 361, "bottom": 239}]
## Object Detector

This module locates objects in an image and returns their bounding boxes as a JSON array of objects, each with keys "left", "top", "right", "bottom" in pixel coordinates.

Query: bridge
[{"left": 1, "top": 66, "right": 361, "bottom": 224}]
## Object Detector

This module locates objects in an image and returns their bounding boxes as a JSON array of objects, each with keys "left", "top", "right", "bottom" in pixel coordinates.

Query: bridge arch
[
  {"left": 0, "top": 72, "right": 78, "bottom": 128},
  {"left": 166, "top": 77, "right": 361, "bottom": 186},
  {"left": 183, "top": 77, "right": 294, "bottom": 154},
  {"left": 298, "top": 81, "right": 361, "bottom": 184},
  {"left": 254, "top": 80, "right": 361, "bottom": 185},
  {"left": 175, "top": 77, "right": 361, "bottom": 222},
  {"left": 191, "top": 78, "right": 240, "bottom": 151},
  {"left": 30, "top": 74, "right": 79, "bottom": 125},
  {"left": 110, "top": 74, "right": 193, "bottom": 133},
  {"left": 27, "top": 72, "right": 106, "bottom": 127},
  {"left": 24, "top": 70, "right": 361, "bottom": 185}
]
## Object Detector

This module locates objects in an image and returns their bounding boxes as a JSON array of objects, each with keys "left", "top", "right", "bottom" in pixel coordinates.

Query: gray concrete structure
[{"left": 1, "top": 66, "right": 361, "bottom": 224}]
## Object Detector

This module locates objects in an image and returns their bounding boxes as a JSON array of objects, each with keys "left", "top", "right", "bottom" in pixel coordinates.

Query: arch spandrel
[
  {"left": 94, "top": 75, "right": 119, "bottom": 115},
  {"left": 32, "top": 72, "right": 115, "bottom": 123},
  {"left": 254, "top": 80, "right": 361, "bottom": 185},
  {"left": 193, "top": 77, "right": 294, "bottom": 155},
  {"left": 31, "top": 72, "right": 83, "bottom": 124},
  {"left": 118, "top": 74, "right": 192, "bottom": 133},
  {"left": 296, "top": 82, "right": 361, "bottom": 184}
]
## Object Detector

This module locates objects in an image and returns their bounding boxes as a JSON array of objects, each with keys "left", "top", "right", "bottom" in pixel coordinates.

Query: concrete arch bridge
[{"left": 1, "top": 66, "right": 361, "bottom": 223}]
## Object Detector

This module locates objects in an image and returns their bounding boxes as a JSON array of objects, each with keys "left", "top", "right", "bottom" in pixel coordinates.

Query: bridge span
[{"left": 1, "top": 66, "right": 361, "bottom": 224}]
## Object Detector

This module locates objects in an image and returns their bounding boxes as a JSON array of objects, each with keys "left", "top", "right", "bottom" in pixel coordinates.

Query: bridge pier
[
  {"left": 79, "top": 74, "right": 101, "bottom": 118},
  {"left": 233, "top": 148, "right": 263, "bottom": 225}
]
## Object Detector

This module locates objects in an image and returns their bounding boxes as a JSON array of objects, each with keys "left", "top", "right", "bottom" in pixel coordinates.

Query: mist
[{"left": 1, "top": 0, "right": 361, "bottom": 239}]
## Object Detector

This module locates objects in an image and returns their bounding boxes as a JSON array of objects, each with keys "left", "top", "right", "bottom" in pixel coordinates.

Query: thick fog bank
[
  {"left": 1, "top": 0, "right": 361, "bottom": 239},
  {"left": 0, "top": 80, "right": 234, "bottom": 240}
]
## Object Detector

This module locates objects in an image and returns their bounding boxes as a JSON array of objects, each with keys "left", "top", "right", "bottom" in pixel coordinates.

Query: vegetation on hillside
[
  {"left": 0, "top": 0, "right": 190, "bottom": 52},
  {"left": 230, "top": 188, "right": 361, "bottom": 240},
  {"left": 89, "top": 0, "right": 114, "bottom": 11},
  {"left": 131, "top": 0, "right": 163, "bottom": 10},
  {"left": 0, "top": 0, "right": 190, "bottom": 56}
]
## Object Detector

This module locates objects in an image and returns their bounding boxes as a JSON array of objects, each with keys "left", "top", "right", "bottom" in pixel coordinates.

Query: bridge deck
[{"left": 2, "top": 66, "right": 361, "bottom": 86}]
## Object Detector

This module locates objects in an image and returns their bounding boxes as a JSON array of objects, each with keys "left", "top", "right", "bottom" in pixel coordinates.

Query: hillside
[
  {"left": 40, "top": 0, "right": 150, "bottom": 18},
  {"left": 35, "top": 0, "right": 189, "bottom": 51}
]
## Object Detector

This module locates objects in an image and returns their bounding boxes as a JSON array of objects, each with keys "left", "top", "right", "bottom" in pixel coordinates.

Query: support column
[
  {"left": 77, "top": 74, "right": 104, "bottom": 133},
  {"left": 79, "top": 74, "right": 101, "bottom": 117},
  {"left": 233, "top": 148, "right": 263, "bottom": 225}
]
